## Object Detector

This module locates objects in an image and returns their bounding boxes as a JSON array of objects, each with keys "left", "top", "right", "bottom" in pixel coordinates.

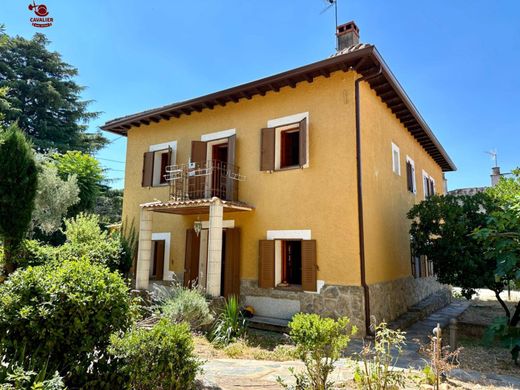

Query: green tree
[
  {"left": 31, "top": 157, "right": 80, "bottom": 235},
  {"left": 53, "top": 151, "right": 104, "bottom": 215},
  {"left": 0, "top": 29, "right": 106, "bottom": 153},
  {"left": 474, "top": 170, "right": 520, "bottom": 343},
  {"left": 94, "top": 187, "right": 123, "bottom": 225},
  {"left": 408, "top": 193, "right": 500, "bottom": 298},
  {"left": 0, "top": 124, "right": 38, "bottom": 274}
]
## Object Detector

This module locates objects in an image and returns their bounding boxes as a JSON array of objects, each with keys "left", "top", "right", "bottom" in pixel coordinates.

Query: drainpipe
[{"left": 355, "top": 65, "right": 382, "bottom": 336}]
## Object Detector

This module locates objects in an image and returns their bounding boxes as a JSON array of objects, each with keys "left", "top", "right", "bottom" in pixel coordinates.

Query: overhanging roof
[
  {"left": 140, "top": 198, "right": 254, "bottom": 215},
  {"left": 102, "top": 44, "right": 456, "bottom": 172}
]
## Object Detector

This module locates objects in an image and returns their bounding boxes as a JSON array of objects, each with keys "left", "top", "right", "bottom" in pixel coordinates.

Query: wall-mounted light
[{"left": 194, "top": 220, "right": 202, "bottom": 237}]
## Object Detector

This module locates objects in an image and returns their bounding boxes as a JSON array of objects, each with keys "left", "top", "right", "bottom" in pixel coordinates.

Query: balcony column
[
  {"left": 136, "top": 208, "right": 153, "bottom": 290},
  {"left": 206, "top": 198, "right": 224, "bottom": 296}
]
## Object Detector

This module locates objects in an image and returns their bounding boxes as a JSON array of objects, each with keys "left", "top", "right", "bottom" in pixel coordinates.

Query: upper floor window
[
  {"left": 391, "top": 142, "right": 401, "bottom": 175},
  {"left": 405, "top": 156, "right": 416, "bottom": 194},
  {"left": 141, "top": 141, "right": 177, "bottom": 187},
  {"left": 422, "top": 170, "right": 436, "bottom": 199},
  {"left": 261, "top": 112, "right": 309, "bottom": 171}
]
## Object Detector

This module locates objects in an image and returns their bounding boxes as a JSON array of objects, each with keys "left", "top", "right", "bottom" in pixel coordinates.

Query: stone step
[
  {"left": 389, "top": 289, "right": 451, "bottom": 331},
  {"left": 248, "top": 315, "right": 290, "bottom": 333}
]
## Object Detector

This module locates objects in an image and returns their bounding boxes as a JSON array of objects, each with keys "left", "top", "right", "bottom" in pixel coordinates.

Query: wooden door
[
  {"left": 223, "top": 228, "right": 241, "bottom": 298},
  {"left": 184, "top": 229, "right": 200, "bottom": 287}
]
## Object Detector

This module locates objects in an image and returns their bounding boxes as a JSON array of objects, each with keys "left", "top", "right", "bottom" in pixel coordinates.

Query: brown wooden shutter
[
  {"left": 258, "top": 240, "right": 275, "bottom": 288},
  {"left": 301, "top": 240, "right": 317, "bottom": 292},
  {"left": 142, "top": 151, "right": 154, "bottom": 187},
  {"left": 260, "top": 127, "right": 275, "bottom": 171},
  {"left": 430, "top": 179, "right": 435, "bottom": 196},
  {"left": 154, "top": 240, "right": 165, "bottom": 280},
  {"left": 224, "top": 228, "right": 241, "bottom": 298},
  {"left": 406, "top": 161, "right": 413, "bottom": 192},
  {"left": 299, "top": 117, "right": 307, "bottom": 167},
  {"left": 184, "top": 229, "right": 200, "bottom": 287},
  {"left": 190, "top": 141, "right": 207, "bottom": 199},
  {"left": 226, "top": 135, "right": 236, "bottom": 201}
]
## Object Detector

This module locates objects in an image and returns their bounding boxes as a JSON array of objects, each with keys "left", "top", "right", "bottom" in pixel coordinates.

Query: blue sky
[{"left": 2, "top": 0, "right": 519, "bottom": 190}]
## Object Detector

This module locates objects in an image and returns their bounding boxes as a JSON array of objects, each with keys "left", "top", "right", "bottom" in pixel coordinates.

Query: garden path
[{"left": 199, "top": 300, "right": 520, "bottom": 389}]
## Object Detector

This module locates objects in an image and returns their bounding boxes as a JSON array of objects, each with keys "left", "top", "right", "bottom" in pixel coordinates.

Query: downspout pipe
[{"left": 355, "top": 65, "right": 382, "bottom": 336}]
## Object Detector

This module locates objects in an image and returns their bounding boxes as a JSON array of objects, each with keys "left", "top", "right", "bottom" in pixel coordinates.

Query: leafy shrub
[
  {"left": 353, "top": 321, "right": 407, "bottom": 390},
  {"left": 154, "top": 284, "right": 213, "bottom": 331},
  {"left": 0, "top": 348, "right": 65, "bottom": 390},
  {"left": 109, "top": 319, "right": 202, "bottom": 390},
  {"left": 278, "top": 314, "right": 357, "bottom": 390},
  {"left": 0, "top": 258, "right": 133, "bottom": 385},
  {"left": 210, "top": 295, "right": 247, "bottom": 346},
  {"left": 58, "top": 213, "right": 131, "bottom": 274}
]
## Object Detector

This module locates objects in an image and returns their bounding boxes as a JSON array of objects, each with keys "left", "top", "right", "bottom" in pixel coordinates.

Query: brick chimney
[
  {"left": 336, "top": 21, "right": 359, "bottom": 51},
  {"left": 491, "top": 166, "right": 501, "bottom": 186}
]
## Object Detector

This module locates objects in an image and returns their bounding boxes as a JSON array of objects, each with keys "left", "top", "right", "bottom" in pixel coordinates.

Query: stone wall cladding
[
  {"left": 240, "top": 280, "right": 366, "bottom": 333},
  {"left": 369, "top": 276, "right": 451, "bottom": 324},
  {"left": 241, "top": 277, "right": 449, "bottom": 336}
]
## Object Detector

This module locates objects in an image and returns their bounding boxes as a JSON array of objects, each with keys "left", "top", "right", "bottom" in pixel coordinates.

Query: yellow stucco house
[{"left": 102, "top": 22, "right": 455, "bottom": 334}]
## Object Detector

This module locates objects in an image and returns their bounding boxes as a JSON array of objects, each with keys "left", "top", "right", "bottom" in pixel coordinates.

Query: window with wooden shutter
[
  {"left": 301, "top": 240, "right": 317, "bottom": 292},
  {"left": 142, "top": 151, "right": 154, "bottom": 187},
  {"left": 260, "top": 128, "right": 275, "bottom": 171},
  {"left": 159, "top": 148, "right": 172, "bottom": 185},
  {"left": 190, "top": 141, "right": 207, "bottom": 199},
  {"left": 298, "top": 117, "right": 307, "bottom": 167},
  {"left": 258, "top": 240, "right": 275, "bottom": 288},
  {"left": 406, "top": 157, "right": 416, "bottom": 193},
  {"left": 226, "top": 135, "right": 237, "bottom": 201}
]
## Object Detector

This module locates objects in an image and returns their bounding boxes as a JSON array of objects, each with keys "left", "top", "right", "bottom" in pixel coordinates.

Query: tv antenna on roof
[
  {"left": 320, "top": 0, "right": 339, "bottom": 49},
  {"left": 485, "top": 149, "right": 498, "bottom": 167}
]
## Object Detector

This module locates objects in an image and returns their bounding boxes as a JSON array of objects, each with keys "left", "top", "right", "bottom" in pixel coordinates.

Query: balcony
[{"left": 165, "top": 159, "right": 245, "bottom": 202}]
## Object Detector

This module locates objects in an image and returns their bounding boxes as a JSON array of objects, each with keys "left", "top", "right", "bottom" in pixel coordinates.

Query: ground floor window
[
  {"left": 411, "top": 255, "right": 434, "bottom": 278},
  {"left": 279, "top": 240, "right": 302, "bottom": 287}
]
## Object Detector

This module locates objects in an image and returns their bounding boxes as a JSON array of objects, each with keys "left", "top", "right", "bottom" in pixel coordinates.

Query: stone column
[
  {"left": 136, "top": 208, "right": 153, "bottom": 290},
  {"left": 206, "top": 199, "right": 224, "bottom": 296}
]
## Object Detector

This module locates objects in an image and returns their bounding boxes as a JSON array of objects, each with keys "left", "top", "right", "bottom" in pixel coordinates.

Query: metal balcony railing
[{"left": 164, "top": 160, "right": 245, "bottom": 202}]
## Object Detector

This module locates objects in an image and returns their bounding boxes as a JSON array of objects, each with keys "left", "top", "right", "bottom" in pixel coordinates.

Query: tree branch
[{"left": 494, "top": 289, "right": 511, "bottom": 322}]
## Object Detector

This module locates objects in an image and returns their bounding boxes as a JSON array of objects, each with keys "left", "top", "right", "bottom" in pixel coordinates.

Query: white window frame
[
  {"left": 406, "top": 156, "right": 417, "bottom": 194},
  {"left": 422, "top": 170, "right": 436, "bottom": 199},
  {"left": 201, "top": 128, "right": 236, "bottom": 142},
  {"left": 267, "top": 112, "right": 310, "bottom": 170},
  {"left": 149, "top": 141, "right": 177, "bottom": 187},
  {"left": 391, "top": 142, "right": 401, "bottom": 175}
]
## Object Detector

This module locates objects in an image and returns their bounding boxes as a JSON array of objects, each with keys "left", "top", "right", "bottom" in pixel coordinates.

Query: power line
[{"left": 97, "top": 157, "right": 126, "bottom": 164}]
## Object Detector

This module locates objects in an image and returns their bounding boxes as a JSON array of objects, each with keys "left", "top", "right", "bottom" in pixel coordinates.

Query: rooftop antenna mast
[
  {"left": 320, "top": 0, "right": 339, "bottom": 50},
  {"left": 485, "top": 149, "right": 498, "bottom": 168}
]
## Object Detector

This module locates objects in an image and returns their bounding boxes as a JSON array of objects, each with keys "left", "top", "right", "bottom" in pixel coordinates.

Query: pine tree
[
  {"left": 0, "top": 124, "right": 38, "bottom": 274},
  {"left": 0, "top": 28, "right": 106, "bottom": 153}
]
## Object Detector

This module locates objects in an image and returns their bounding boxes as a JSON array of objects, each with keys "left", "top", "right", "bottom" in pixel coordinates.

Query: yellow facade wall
[
  {"left": 122, "top": 71, "right": 362, "bottom": 287},
  {"left": 358, "top": 80, "right": 445, "bottom": 285}
]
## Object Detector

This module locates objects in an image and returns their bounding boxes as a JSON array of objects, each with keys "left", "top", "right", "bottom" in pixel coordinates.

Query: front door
[{"left": 184, "top": 227, "right": 240, "bottom": 297}]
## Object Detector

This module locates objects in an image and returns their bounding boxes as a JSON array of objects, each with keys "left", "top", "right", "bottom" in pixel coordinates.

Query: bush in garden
[
  {"left": 57, "top": 213, "right": 131, "bottom": 274},
  {"left": 109, "top": 319, "right": 202, "bottom": 390},
  {"left": 353, "top": 321, "right": 407, "bottom": 390},
  {"left": 278, "top": 313, "right": 357, "bottom": 390},
  {"left": 0, "top": 258, "right": 133, "bottom": 385},
  {"left": 210, "top": 295, "right": 247, "bottom": 346},
  {"left": 161, "top": 288, "right": 213, "bottom": 331}
]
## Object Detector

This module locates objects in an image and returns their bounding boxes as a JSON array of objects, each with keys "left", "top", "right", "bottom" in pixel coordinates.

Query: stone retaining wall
[
  {"left": 369, "top": 276, "right": 450, "bottom": 324},
  {"left": 240, "top": 280, "right": 366, "bottom": 332},
  {"left": 241, "top": 276, "right": 448, "bottom": 335}
]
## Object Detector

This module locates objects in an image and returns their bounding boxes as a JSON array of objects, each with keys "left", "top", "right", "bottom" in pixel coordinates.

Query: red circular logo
[{"left": 28, "top": 3, "right": 49, "bottom": 17}]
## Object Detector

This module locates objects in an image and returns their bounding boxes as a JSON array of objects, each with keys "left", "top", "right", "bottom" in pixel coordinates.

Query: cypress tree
[{"left": 0, "top": 123, "right": 38, "bottom": 274}]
